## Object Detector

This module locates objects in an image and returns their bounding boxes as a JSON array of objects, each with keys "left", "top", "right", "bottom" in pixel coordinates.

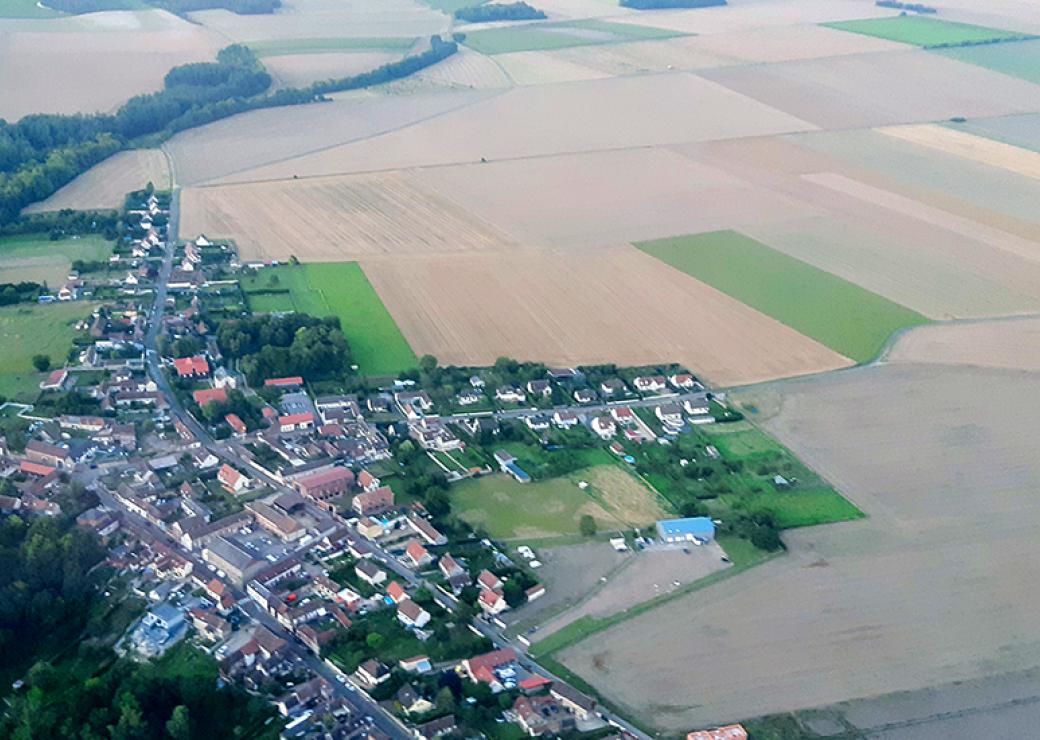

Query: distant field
[
  {"left": 247, "top": 37, "right": 415, "bottom": 56},
  {"left": 0, "top": 303, "right": 90, "bottom": 401},
  {"left": 0, "top": 235, "right": 113, "bottom": 287},
  {"left": 241, "top": 262, "right": 416, "bottom": 375},
  {"left": 461, "top": 19, "right": 683, "bottom": 55},
  {"left": 24, "top": 150, "right": 170, "bottom": 214},
  {"left": 825, "top": 16, "right": 1032, "bottom": 48},
  {"left": 935, "top": 37, "right": 1040, "bottom": 84},
  {"left": 637, "top": 231, "right": 928, "bottom": 363},
  {"left": 452, "top": 464, "right": 663, "bottom": 540}
]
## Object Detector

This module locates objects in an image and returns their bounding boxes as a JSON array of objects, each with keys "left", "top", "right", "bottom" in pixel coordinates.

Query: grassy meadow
[
  {"left": 637, "top": 230, "right": 928, "bottom": 363},
  {"left": 241, "top": 262, "right": 416, "bottom": 376},
  {"left": 0, "top": 302, "right": 91, "bottom": 401},
  {"left": 0, "top": 234, "right": 112, "bottom": 287},
  {"left": 826, "top": 16, "right": 1033, "bottom": 48}
]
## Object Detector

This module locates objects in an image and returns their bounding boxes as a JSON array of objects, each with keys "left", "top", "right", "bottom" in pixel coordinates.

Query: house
[
  {"left": 264, "top": 376, "right": 304, "bottom": 389},
  {"left": 352, "top": 485, "right": 394, "bottom": 516},
  {"left": 397, "top": 598, "right": 431, "bottom": 629},
  {"left": 456, "top": 390, "right": 483, "bottom": 406},
  {"left": 524, "top": 415, "right": 550, "bottom": 432},
  {"left": 173, "top": 355, "right": 209, "bottom": 378},
  {"left": 591, "top": 415, "right": 617, "bottom": 439},
  {"left": 189, "top": 608, "right": 231, "bottom": 642},
  {"left": 573, "top": 388, "right": 596, "bottom": 404},
  {"left": 478, "top": 588, "right": 509, "bottom": 615},
  {"left": 669, "top": 373, "right": 697, "bottom": 389},
  {"left": 462, "top": 647, "right": 516, "bottom": 685},
  {"left": 610, "top": 406, "right": 636, "bottom": 426},
  {"left": 600, "top": 378, "right": 626, "bottom": 396},
  {"left": 193, "top": 388, "right": 228, "bottom": 408},
  {"left": 513, "top": 695, "right": 575, "bottom": 736},
  {"left": 496, "top": 386, "right": 526, "bottom": 404},
  {"left": 634, "top": 375, "right": 668, "bottom": 393},
  {"left": 550, "top": 682, "right": 597, "bottom": 720},
  {"left": 414, "top": 714, "right": 457, "bottom": 740},
  {"left": 395, "top": 390, "right": 433, "bottom": 419},
  {"left": 526, "top": 379, "right": 551, "bottom": 397},
  {"left": 405, "top": 539, "right": 433, "bottom": 568},
  {"left": 439, "top": 553, "right": 465, "bottom": 579},
  {"left": 355, "top": 659, "right": 390, "bottom": 687},
  {"left": 407, "top": 514, "right": 447, "bottom": 546},
  {"left": 212, "top": 367, "right": 238, "bottom": 389},
  {"left": 39, "top": 368, "right": 71, "bottom": 391},
  {"left": 386, "top": 581, "right": 408, "bottom": 604},
  {"left": 396, "top": 684, "right": 434, "bottom": 715},
  {"left": 656, "top": 517, "right": 716, "bottom": 544},
  {"left": 526, "top": 584, "right": 546, "bottom": 602},
  {"left": 687, "top": 726, "right": 748, "bottom": 740},
  {"left": 191, "top": 448, "right": 219, "bottom": 469},
  {"left": 409, "top": 417, "right": 464, "bottom": 452},
  {"left": 225, "top": 413, "right": 247, "bottom": 435},
  {"left": 293, "top": 466, "right": 355, "bottom": 509},
  {"left": 278, "top": 412, "right": 315, "bottom": 433},
  {"left": 25, "top": 440, "right": 72, "bottom": 469},
  {"left": 478, "top": 569, "right": 503, "bottom": 592},
  {"left": 683, "top": 394, "right": 711, "bottom": 416},
  {"left": 217, "top": 464, "right": 250, "bottom": 494},
  {"left": 356, "top": 516, "right": 384, "bottom": 540},
  {"left": 552, "top": 410, "right": 579, "bottom": 429},
  {"left": 655, "top": 403, "right": 683, "bottom": 426},
  {"left": 493, "top": 450, "right": 531, "bottom": 483},
  {"left": 355, "top": 559, "right": 387, "bottom": 586},
  {"left": 399, "top": 655, "right": 433, "bottom": 674},
  {"left": 357, "top": 469, "right": 381, "bottom": 492}
]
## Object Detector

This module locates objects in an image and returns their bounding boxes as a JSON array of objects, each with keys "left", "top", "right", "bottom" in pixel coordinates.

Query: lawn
[
  {"left": 247, "top": 37, "right": 416, "bottom": 57},
  {"left": 452, "top": 464, "right": 660, "bottom": 539},
  {"left": 0, "top": 234, "right": 113, "bottom": 287},
  {"left": 242, "top": 262, "right": 417, "bottom": 375},
  {"left": 700, "top": 421, "right": 783, "bottom": 460},
  {"left": 0, "top": 302, "right": 92, "bottom": 401},
  {"left": 741, "top": 486, "right": 864, "bottom": 529},
  {"left": 935, "top": 37, "right": 1040, "bottom": 84},
  {"left": 825, "top": 15, "right": 1033, "bottom": 48},
  {"left": 461, "top": 19, "right": 683, "bottom": 55},
  {"left": 636, "top": 230, "right": 928, "bottom": 363}
]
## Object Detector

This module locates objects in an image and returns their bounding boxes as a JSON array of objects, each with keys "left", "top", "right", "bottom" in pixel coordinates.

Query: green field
[
  {"left": 935, "top": 37, "right": 1040, "bottom": 83},
  {"left": 461, "top": 19, "right": 683, "bottom": 55},
  {"left": 741, "top": 486, "right": 864, "bottom": 529},
  {"left": 636, "top": 230, "right": 928, "bottom": 363},
  {"left": 241, "top": 262, "right": 416, "bottom": 375},
  {"left": 247, "top": 37, "right": 416, "bottom": 57},
  {"left": 825, "top": 16, "right": 1033, "bottom": 48},
  {"left": 0, "top": 302, "right": 91, "bottom": 401},
  {"left": 0, "top": 234, "right": 113, "bottom": 287}
]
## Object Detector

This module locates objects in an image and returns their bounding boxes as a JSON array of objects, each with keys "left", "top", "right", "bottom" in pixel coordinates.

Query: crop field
[
  {"left": 240, "top": 262, "right": 416, "bottom": 375},
  {"left": 410, "top": 47, "right": 514, "bottom": 90},
  {"left": 262, "top": 51, "right": 404, "bottom": 88},
  {"left": 179, "top": 174, "right": 512, "bottom": 261},
  {"left": 935, "top": 37, "right": 1040, "bottom": 83},
  {"left": 460, "top": 19, "right": 683, "bottom": 56},
  {"left": 824, "top": 15, "right": 1032, "bottom": 48},
  {"left": 452, "top": 464, "right": 662, "bottom": 540},
  {"left": 0, "top": 235, "right": 112, "bottom": 286},
  {"left": 885, "top": 316, "right": 1040, "bottom": 373},
  {"left": 879, "top": 123, "right": 1040, "bottom": 181},
  {"left": 0, "top": 302, "right": 91, "bottom": 401},
  {"left": 637, "top": 230, "right": 928, "bottom": 363},
  {"left": 956, "top": 112, "right": 1040, "bottom": 153},
  {"left": 247, "top": 36, "right": 415, "bottom": 56},
  {"left": 0, "top": 10, "right": 223, "bottom": 120},
  {"left": 363, "top": 246, "right": 852, "bottom": 388},
  {"left": 555, "top": 358, "right": 1040, "bottom": 730},
  {"left": 24, "top": 150, "right": 170, "bottom": 213}
]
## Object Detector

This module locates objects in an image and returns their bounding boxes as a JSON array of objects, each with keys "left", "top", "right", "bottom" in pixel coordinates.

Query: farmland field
[
  {"left": 935, "top": 37, "right": 1040, "bottom": 83},
  {"left": 460, "top": 19, "right": 683, "bottom": 56},
  {"left": 0, "top": 302, "right": 91, "bottom": 401},
  {"left": 824, "top": 16, "right": 1032, "bottom": 47},
  {"left": 451, "top": 464, "right": 663, "bottom": 540},
  {"left": 246, "top": 36, "right": 415, "bottom": 56},
  {"left": 241, "top": 262, "right": 416, "bottom": 375},
  {"left": 636, "top": 230, "right": 928, "bottom": 363},
  {"left": 24, "top": 150, "right": 170, "bottom": 214},
  {"left": 0, "top": 235, "right": 113, "bottom": 286},
  {"left": 262, "top": 51, "right": 404, "bottom": 88}
]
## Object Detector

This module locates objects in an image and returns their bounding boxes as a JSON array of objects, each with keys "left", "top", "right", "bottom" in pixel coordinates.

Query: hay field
[
  {"left": 362, "top": 245, "right": 852, "bottom": 387},
  {"left": 701, "top": 49, "right": 1040, "bottom": 130},
  {"left": 557, "top": 361, "right": 1040, "bottom": 728},
  {"left": 179, "top": 173, "right": 513, "bottom": 261},
  {"left": 878, "top": 123, "right": 1040, "bottom": 180},
  {"left": 164, "top": 88, "right": 498, "bottom": 185},
  {"left": 885, "top": 317, "right": 1040, "bottom": 372},
  {"left": 24, "top": 150, "right": 170, "bottom": 214},
  {"left": 414, "top": 147, "right": 814, "bottom": 248},
  {"left": 263, "top": 51, "right": 403, "bottom": 88},
  {"left": 217, "top": 73, "right": 815, "bottom": 181},
  {"left": 0, "top": 10, "right": 223, "bottom": 120}
]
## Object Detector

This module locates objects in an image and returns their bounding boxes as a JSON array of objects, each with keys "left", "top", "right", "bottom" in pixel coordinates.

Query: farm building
[{"left": 656, "top": 517, "right": 716, "bottom": 544}]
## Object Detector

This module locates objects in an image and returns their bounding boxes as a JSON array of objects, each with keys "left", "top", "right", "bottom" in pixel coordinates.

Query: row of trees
[{"left": 454, "top": 2, "right": 545, "bottom": 22}]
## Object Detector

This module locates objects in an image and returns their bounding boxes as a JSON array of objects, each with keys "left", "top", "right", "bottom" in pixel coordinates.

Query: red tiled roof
[
  {"left": 173, "top": 355, "right": 209, "bottom": 377},
  {"left": 20, "top": 460, "right": 56, "bottom": 477},
  {"left": 406, "top": 540, "right": 428, "bottom": 564},
  {"left": 279, "top": 412, "right": 314, "bottom": 426},
  {"left": 193, "top": 388, "right": 227, "bottom": 407},
  {"left": 264, "top": 376, "right": 304, "bottom": 387},
  {"left": 225, "top": 414, "right": 247, "bottom": 434}
]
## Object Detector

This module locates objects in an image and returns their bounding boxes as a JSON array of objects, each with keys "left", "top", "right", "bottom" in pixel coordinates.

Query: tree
[
  {"left": 679, "top": 500, "right": 708, "bottom": 518},
  {"left": 419, "top": 354, "right": 439, "bottom": 374},
  {"left": 579, "top": 514, "right": 597, "bottom": 537},
  {"left": 166, "top": 705, "right": 191, "bottom": 740},
  {"left": 31, "top": 354, "right": 51, "bottom": 372},
  {"left": 365, "top": 633, "right": 384, "bottom": 650}
]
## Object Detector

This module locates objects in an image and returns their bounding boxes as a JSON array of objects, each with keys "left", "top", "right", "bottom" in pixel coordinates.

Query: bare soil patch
[
  {"left": 362, "top": 245, "right": 851, "bottom": 387},
  {"left": 24, "top": 150, "right": 170, "bottom": 213},
  {"left": 885, "top": 317, "right": 1040, "bottom": 372}
]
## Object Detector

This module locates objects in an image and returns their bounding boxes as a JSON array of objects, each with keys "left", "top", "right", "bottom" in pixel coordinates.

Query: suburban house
[
  {"left": 39, "top": 368, "right": 71, "bottom": 391},
  {"left": 656, "top": 517, "right": 716, "bottom": 544},
  {"left": 600, "top": 378, "right": 626, "bottom": 396},
  {"left": 591, "top": 415, "right": 617, "bottom": 439},
  {"left": 193, "top": 388, "right": 228, "bottom": 408},
  {"left": 355, "top": 559, "right": 387, "bottom": 586},
  {"left": 478, "top": 569, "right": 503, "bottom": 592},
  {"left": 573, "top": 388, "right": 596, "bottom": 404},
  {"left": 25, "top": 440, "right": 72, "bottom": 469},
  {"left": 352, "top": 485, "right": 394, "bottom": 516},
  {"left": 479, "top": 588, "right": 509, "bottom": 615},
  {"left": 400, "top": 656, "right": 433, "bottom": 674},
  {"left": 669, "top": 373, "right": 697, "bottom": 389},
  {"left": 524, "top": 415, "right": 550, "bottom": 432},
  {"left": 552, "top": 410, "right": 579, "bottom": 429},
  {"left": 217, "top": 464, "right": 250, "bottom": 494},
  {"left": 279, "top": 412, "right": 315, "bottom": 433},
  {"left": 610, "top": 407, "right": 636, "bottom": 425},
  {"left": 395, "top": 390, "right": 433, "bottom": 419},
  {"left": 225, "top": 413, "right": 248, "bottom": 435},
  {"left": 356, "top": 517, "right": 384, "bottom": 540},
  {"left": 513, "top": 695, "right": 575, "bottom": 736},
  {"left": 633, "top": 375, "right": 668, "bottom": 393},
  {"left": 655, "top": 403, "right": 683, "bottom": 427},
  {"left": 173, "top": 355, "right": 210, "bottom": 378},
  {"left": 494, "top": 450, "right": 531, "bottom": 483},
  {"left": 409, "top": 417, "right": 464, "bottom": 452},
  {"left": 407, "top": 514, "right": 447, "bottom": 546},
  {"left": 526, "top": 379, "right": 551, "bottom": 397},
  {"left": 396, "top": 598, "right": 431, "bottom": 629},
  {"left": 357, "top": 469, "right": 381, "bottom": 492},
  {"left": 462, "top": 647, "right": 517, "bottom": 685},
  {"left": 396, "top": 684, "right": 435, "bottom": 715},
  {"left": 496, "top": 386, "right": 526, "bottom": 404},
  {"left": 386, "top": 581, "right": 408, "bottom": 604},
  {"left": 264, "top": 376, "right": 304, "bottom": 389},
  {"left": 550, "top": 682, "right": 597, "bottom": 720},
  {"left": 355, "top": 659, "right": 390, "bottom": 688},
  {"left": 439, "top": 553, "right": 465, "bottom": 579},
  {"left": 683, "top": 395, "right": 711, "bottom": 415},
  {"left": 405, "top": 539, "right": 433, "bottom": 568}
]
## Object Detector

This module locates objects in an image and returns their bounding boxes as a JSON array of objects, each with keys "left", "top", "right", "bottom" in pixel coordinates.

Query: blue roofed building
[{"left": 656, "top": 517, "right": 716, "bottom": 544}]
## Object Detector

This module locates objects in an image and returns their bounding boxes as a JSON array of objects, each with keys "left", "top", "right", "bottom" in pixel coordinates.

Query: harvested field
[
  {"left": 636, "top": 230, "right": 928, "bottom": 363},
  {"left": 885, "top": 316, "right": 1040, "bottom": 372},
  {"left": 824, "top": 15, "right": 1031, "bottom": 47},
  {"left": 221, "top": 73, "right": 814, "bottom": 181},
  {"left": 24, "top": 150, "right": 170, "bottom": 213},
  {"left": 617, "top": 0, "right": 899, "bottom": 35},
  {"left": 414, "top": 147, "right": 814, "bottom": 248},
  {"left": 362, "top": 245, "right": 852, "bottom": 387},
  {"left": 263, "top": 51, "right": 402, "bottom": 88},
  {"left": 0, "top": 10, "right": 223, "bottom": 120},
  {"left": 557, "top": 361, "right": 1040, "bottom": 729},
  {"left": 165, "top": 88, "right": 498, "bottom": 186},
  {"left": 878, "top": 123, "right": 1040, "bottom": 180},
  {"left": 700, "top": 49, "right": 1040, "bottom": 130},
  {"left": 411, "top": 47, "right": 513, "bottom": 89},
  {"left": 0, "top": 235, "right": 112, "bottom": 286},
  {"left": 462, "top": 50, "right": 611, "bottom": 86},
  {"left": 179, "top": 173, "right": 513, "bottom": 261}
]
